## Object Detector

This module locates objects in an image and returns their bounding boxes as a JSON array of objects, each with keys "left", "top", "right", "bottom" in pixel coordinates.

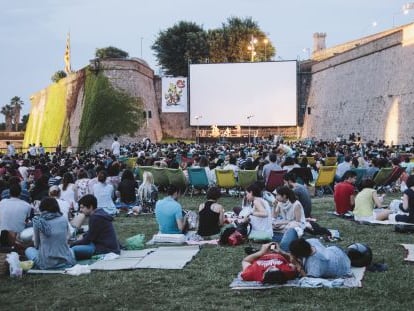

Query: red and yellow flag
[{"left": 64, "top": 33, "right": 72, "bottom": 74}]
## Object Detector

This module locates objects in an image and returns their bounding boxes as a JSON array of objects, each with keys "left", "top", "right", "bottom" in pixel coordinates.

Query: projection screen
[{"left": 189, "top": 61, "right": 297, "bottom": 126}]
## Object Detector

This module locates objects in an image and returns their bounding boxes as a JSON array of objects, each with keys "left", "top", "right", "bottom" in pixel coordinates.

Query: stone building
[{"left": 301, "top": 23, "right": 414, "bottom": 144}]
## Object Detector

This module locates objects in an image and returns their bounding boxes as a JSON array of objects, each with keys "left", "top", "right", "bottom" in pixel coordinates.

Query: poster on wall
[{"left": 162, "top": 77, "right": 187, "bottom": 112}]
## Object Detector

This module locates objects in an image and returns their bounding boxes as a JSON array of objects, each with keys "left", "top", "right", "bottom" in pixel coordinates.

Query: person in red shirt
[
  {"left": 241, "top": 242, "right": 300, "bottom": 284},
  {"left": 334, "top": 170, "right": 357, "bottom": 215}
]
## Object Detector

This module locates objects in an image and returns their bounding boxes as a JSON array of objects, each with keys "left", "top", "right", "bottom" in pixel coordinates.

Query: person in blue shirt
[{"left": 155, "top": 185, "right": 187, "bottom": 234}]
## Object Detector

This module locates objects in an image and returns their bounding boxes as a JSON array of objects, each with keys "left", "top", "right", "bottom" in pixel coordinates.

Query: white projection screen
[{"left": 189, "top": 61, "right": 297, "bottom": 126}]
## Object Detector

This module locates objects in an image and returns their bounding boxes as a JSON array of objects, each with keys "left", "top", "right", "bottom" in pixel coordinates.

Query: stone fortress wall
[{"left": 301, "top": 23, "right": 414, "bottom": 144}]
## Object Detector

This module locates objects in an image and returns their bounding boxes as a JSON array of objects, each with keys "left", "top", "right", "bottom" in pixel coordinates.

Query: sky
[{"left": 1, "top": 0, "right": 413, "bottom": 121}]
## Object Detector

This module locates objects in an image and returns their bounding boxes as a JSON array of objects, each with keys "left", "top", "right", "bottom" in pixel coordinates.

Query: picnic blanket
[
  {"left": 229, "top": 267, "right": 365, "bottom": 289},
  {"left": 28, "top": 246, "right": 199, "bottom": 273},
  {"left": 135, "top": 245, "right": 200, "bottom": 269},
  {"left": 401, "top": 244, "right": 414, "bottom": 261}
]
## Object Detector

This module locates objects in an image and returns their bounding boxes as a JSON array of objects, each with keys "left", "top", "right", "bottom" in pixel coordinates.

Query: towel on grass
[{"left": 229, "top": 267, "right": 365, "bottom": 289}]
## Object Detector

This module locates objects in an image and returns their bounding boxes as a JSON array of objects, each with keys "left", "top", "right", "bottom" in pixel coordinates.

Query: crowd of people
[{"left": 0, "top": 136, "right": 412, "bottom": 282}]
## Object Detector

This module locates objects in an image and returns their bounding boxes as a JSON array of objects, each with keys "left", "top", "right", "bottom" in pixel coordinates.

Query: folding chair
[
  {"left": 151, "top": 167, "right": 169, "bottom": 191},
  {"left": 265, "top": 170, "right": 287, "bottom": 192},
  {"left": 324, "top": 157, "right": 337, "bottom": 166},
  {"left": 313, "top": 166, "right": 336, "bottom": 196},
  {"left": 215, "top": 169, "right": 238, "bottom": 194},
  {"left": 125, "top": 157, "right": 137, "bottom": 170},
  {"left": 238, "top": 170, "right": 258, "bottom": 196},
  {"left": 379, "top": 166, "right": 406, "bottom": 192},
  {"left": 187, "top": 167, "right": 210, "bottom": 197},
  {"left": 290, "top": 167, "right": 313, "bottom": 185},
  {"left": 165, "top": 168, "right": 188, "bottom": 195},
  {"left": 373, "top": 168, "right": 393, "bottom": 189},
  {"left": 137, "top": 166, "right": 153, "bottom": 181}
]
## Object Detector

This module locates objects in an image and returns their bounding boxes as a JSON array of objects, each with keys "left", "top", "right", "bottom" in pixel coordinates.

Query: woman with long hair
[
  {"left": 59, "top": 172, "right": 77, "bottom": 212},
  {"left": 135, "top": 171, "right": 158, "bottom": 213},
  {"left": 25, "top": 197, "right": 76, "bottom": 270}
]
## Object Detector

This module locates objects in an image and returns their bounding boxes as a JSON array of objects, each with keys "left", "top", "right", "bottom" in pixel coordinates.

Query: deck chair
[
  {"left": 313, "top": 166, "right": 336, "bottom": 196},
  {"left": 290, "top": 167, "right": 313, "bottom": 185},
  {"left": 151, "top": 167, "right": 170, "bottom": 190},
  {"left": 187, "top": 167, "right": 210, "bottom": 197},
  {"left": 125, "top": 157, "right": 137, "bottom": 170},
  {"left": 265, "top": 170, "right": 287, "bottom": 192},
  {"left": 238, "top": 170, "right": 258, "bottom": 196},
  {"left": 137, "top": 166, "right": 153, "bottom": 181},
  {"left": 324, "top": 157, "right": 337, "bottom": 166},
  {"left": 215, "top": 169, "right": 238, "bottom": 193},
  {"left": 165, "top": 168, "right": 188, "bottom": 195},
  {"left": 380, "top": 166, "right": 406, "bottom": 191},
  {"left": 351, "top": 168, "right": 367, "bottom": 190},
  {"left": 373, "top": 167, "right": 393, "bottom": 189}
]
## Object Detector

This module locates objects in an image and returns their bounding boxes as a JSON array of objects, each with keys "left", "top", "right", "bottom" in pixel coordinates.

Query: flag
[{"left": 64, "top": 33, "right": 72, "bottom": 74}]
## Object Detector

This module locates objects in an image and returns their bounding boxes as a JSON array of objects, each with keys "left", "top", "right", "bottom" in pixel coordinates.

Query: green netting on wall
[{"left": 78, "top": 70, "right": 145, "bottom": 150}]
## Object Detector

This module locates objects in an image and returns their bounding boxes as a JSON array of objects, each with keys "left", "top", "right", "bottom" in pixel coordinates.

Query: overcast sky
[{"left": 1, "top": 0, "right": 412, "bottom": 121}]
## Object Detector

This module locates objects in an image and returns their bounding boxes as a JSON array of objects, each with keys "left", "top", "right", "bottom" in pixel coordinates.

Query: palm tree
[
  {"left": 10, "top": 96, "right": 23, "bottom": 131},
  {"left": 1, "top": 104, "right": 14, "bottom": 131}
]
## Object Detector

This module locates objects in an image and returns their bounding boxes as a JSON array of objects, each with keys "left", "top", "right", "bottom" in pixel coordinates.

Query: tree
[
  {"left": 209, "top": 17, "right": 276, "bottom": 63},
  {"left": 51, "top": 70, "right": 67, "bottom": 83},
  {"left": 1, "top": 104, "right": 13, "bottom": 131},
  {"left": 95, "top": 46, "right": 129, "bottom": 59},
  {"left": 21, "top": 113, "right": 30, "bottom": 131},
  {"left": 152, "top": 21, "right": 209, "bottom": 76},
  {"left": 10, "top": 96, "right": 23, "bottom": 131}
]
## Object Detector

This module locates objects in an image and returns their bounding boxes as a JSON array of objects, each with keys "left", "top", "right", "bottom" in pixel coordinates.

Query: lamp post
[
  {"left": 247, "top": 115, "right": 254, "bottom": 144},
  {"left": 247, "top": 35, "right": 258, "bottom": 62},
  {"left": 195, "top": 115, "right": 202, "bottom": 144}
]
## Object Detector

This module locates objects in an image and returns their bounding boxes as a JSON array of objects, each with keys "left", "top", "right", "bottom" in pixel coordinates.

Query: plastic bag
[
  {"left": 6, "top": 252, "right": 22, "bottom": 278},
  {"left": 125, "top": 234, "right": 145, "bottom": 250}
]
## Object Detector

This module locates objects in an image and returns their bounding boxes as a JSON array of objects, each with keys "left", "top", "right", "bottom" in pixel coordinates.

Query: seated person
[
  {"left": 25, "top": 198, "right": 76, "bottom": 270},
  {"left": 272, "top": 186, "right": 306, "bottom": 251},
  {"left": 333, "top": 170, "right": 357, "bottom": 215},
  {"left": 395, "top": 175, "right": 414, "bottom": 223},
  {"left": 289, "top": 238, "right": 352, "bottom": 278},
  {"left": 353, "top": 179, "right": 391, "bottom": 221},
  {"left": 241, "top": 242, "right": 299, "bottom": 284},
  {"left": 283, "top": 172, "right": 312, "bottom": 218},
  {"left": 155, "top": 185, "right": 187, "bottom": 234},
  {"left": 71, "top": 194, "right": 120, "bottom": 260},
  {"left": 197, "top": 186, "right": 225, "bottom": 238},
  {"left": 244, "top": 183, "right": 273, "bottom": 240},
  {"left": 116, "top": 169, "right": 138, "bottom": 210},
  {"left": 0, "top": 183, "right": 33, "bottom": 247},
  {"left": 133, "top": 171, "right": 158, "bottom": 214}
]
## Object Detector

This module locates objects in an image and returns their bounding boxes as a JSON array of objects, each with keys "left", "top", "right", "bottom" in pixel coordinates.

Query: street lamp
[
  {"left": 247, "top": 115, "right": 254, "bottom": 144},
  {"left": 194, "top": 115, "right": 202, "bottom": 144},
  {"left": 247, "top": 35, "right": 258, "bottom": 62}
]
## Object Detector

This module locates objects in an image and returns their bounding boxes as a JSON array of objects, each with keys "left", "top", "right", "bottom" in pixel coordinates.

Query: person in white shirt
[
  {"left": 335, "top": 156, "right": 352, "bottom": 182},
  {"left": 6, "top": 141, "right": 15, "bottom": 157},
  {"left": 111, "top": 137, "right": 121, "bottom": 157}
]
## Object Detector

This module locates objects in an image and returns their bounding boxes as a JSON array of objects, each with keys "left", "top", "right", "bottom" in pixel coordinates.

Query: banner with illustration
[{"left": 161, "top": 77, "right": 187, "bottom": 112}]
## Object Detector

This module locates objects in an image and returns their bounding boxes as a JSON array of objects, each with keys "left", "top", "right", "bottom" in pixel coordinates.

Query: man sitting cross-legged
[
  {"left": 334, "top": 170, "right": 357, "bottom": 216},
  {"left": 70, "top": 194, "right": 120, "bottom": 260}
]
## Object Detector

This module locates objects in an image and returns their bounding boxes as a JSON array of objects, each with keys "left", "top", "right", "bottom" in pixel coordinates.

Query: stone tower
[{"left": 313, "top": 32, "right": 327, "bottom": 53}]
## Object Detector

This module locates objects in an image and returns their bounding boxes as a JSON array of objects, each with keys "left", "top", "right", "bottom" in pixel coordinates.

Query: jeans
[
  {"left": 25, "top": 247, "right": 39, "bottom": 261},
  {"left": 71, "top": 243, "right": 96, "bottom": 260},
  {"left": 272, "top": 228, "right": 298, "bottom": 252}
]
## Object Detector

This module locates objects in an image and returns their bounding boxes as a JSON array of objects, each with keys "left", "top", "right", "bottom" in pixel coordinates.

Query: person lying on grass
[
  {"left": 289, "top": 238, "right": 352, "bottom": 278},
  {"left": 241, "top": 242, "right": 301, "bottom": 284}
]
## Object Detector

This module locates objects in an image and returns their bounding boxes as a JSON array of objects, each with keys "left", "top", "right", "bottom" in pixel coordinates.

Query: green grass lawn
[{"left": 1, "top": 193, "right": 413, "bottom": 311}]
